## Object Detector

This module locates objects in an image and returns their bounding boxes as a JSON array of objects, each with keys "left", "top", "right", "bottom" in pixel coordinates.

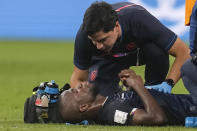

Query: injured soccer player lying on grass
[{"left": 24, "top": 69, "right": 197, "bottom": 126}]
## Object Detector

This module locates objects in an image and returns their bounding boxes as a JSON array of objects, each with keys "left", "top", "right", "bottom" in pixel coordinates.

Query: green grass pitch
[{"left": 0, "top": 41, "right": 195, "bottom": 131}]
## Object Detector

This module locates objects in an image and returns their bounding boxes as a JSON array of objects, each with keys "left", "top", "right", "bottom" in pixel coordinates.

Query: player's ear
[{"left": 79, "top": 104, "right": 89, "bottom": 112}]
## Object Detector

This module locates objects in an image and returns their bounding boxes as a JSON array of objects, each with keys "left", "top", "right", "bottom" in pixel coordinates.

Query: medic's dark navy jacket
[
  {"left": 74, "top": 2, "right": 177, "bottom": 96},
  {"left": 74, "top": 2, "right": 177, "bottom": 69}
]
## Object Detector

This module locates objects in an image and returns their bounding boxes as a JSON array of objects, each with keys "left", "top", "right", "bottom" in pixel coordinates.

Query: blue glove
[{"left": 145, "top": 81, "right": 172, "bottom": 94}]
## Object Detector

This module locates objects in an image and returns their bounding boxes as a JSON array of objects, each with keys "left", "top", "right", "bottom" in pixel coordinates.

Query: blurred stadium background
[
  {"left": 0, "top": 0, "right": 189, "bottom": 41},
  {"left": 0, "top": 0, "right": 192, "bottom": 131}
]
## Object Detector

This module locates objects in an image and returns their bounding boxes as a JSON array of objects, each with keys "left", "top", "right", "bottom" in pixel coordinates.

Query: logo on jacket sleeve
[
  {"left": 90, "top": 70, "right": 98, "bottom": 81},
  {"left": 126, "top": 42, "right": 136, "bottom": 51}
]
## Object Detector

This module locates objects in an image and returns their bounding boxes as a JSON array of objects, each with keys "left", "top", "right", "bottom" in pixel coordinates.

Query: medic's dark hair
[{"left": 82, "top": 1, "right": 118, "bottom": 36}]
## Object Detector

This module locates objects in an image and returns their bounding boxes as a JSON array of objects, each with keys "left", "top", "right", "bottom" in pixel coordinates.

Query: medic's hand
[{"left": 145, "top": 81, "right": 172, "bottom": 94}]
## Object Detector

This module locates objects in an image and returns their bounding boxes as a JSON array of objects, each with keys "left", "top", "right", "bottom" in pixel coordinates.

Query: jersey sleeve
[
  {"left": 128, "top": 6, "right": 177, "bottom": 52},
  {"left": 99, "top": 96, "right": 136, "bottom": 125},
  {"left": 74, "top": 26, "right": 92, "bottom": 70}
]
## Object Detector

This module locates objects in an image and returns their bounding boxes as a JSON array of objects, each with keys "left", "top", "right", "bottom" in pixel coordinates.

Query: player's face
[
  {"left": 60, "top": 82, "right": 98, "bottom": 122},
  {"left": 88, "top": 21, "right": 121, "bottom": 53},
  {"left": 63, "top": 82, "right": 96, "bottom": 104}
]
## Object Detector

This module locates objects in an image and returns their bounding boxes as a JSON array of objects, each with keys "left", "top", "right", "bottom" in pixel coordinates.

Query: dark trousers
[
  {"left": 88, "top": 43, "right": 169, "bottom": 96},
  {"left": 181, "top": 1, "right": 197, "bottom": 102},
  {"left": 181, "top": 59, "right": 197, "bottom": 101}
]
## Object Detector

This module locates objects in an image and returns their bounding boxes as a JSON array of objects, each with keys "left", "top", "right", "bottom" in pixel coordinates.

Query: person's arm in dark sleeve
[
  {"left": 131, "top": 7, "right": 190, "bottom": 86},
  {"left": 70, "top": 27, "right": 92, "bottom": 88}
]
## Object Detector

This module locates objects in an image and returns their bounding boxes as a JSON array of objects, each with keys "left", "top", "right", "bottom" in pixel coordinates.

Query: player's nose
[{"left": 96, "top": 43, "right": 104, "bottom": 50}]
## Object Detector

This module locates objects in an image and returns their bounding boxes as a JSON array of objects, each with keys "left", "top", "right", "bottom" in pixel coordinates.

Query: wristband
[{"left": 165, "top": 79, "right": 175, "bottom": 87}]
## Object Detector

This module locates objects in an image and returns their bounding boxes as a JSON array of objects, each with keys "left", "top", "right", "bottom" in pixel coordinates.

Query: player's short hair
[
  {"left": 24, "top": 81, "right": 72, "bottom": 123},
  {"left": 24, "top": 95, "right": 64, "bottom": 123},
  {"left": 82, "top": 1, "right": 118, "bottom": 36},
  {"left": 24, "top": 95, "right": 38, "bottom": 123}
]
